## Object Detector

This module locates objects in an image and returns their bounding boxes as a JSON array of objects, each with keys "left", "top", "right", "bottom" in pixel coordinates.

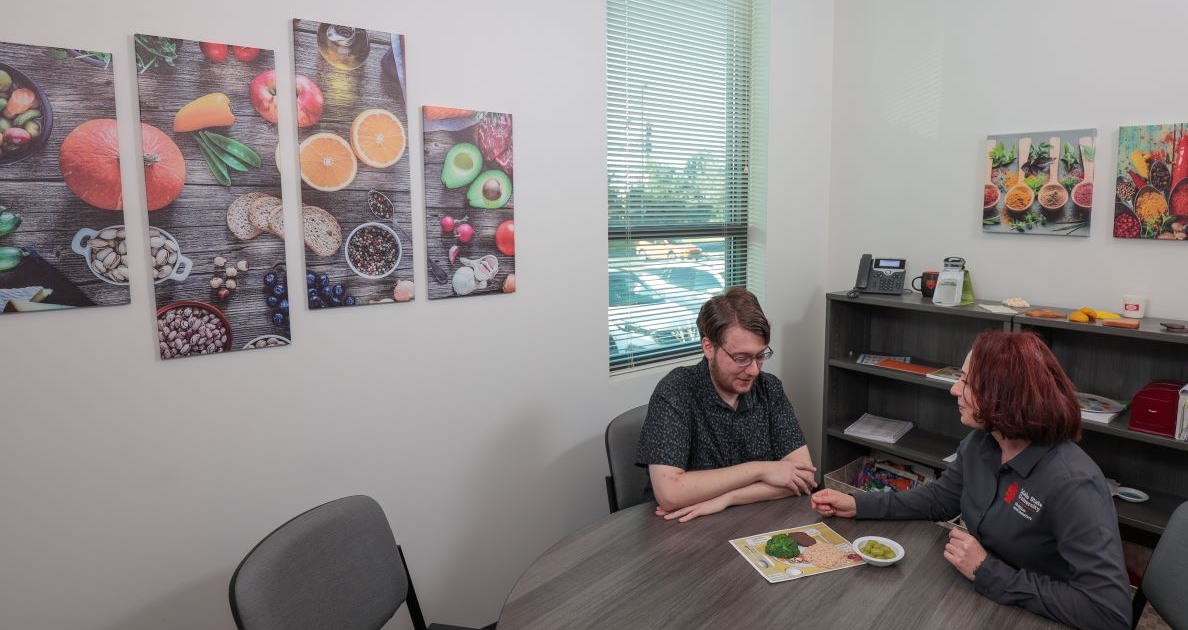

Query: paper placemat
[{"left": 729, "top": 522, "right": 864, "bottom": 583}]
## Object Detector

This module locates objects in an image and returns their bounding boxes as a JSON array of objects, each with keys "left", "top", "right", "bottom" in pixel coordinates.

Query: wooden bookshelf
[{"left": 823, "top": 291, "right": 1188, "bottom": 537}]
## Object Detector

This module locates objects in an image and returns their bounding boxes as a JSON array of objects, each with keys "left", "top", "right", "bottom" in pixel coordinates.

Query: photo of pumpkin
[
  {"left": 0, "top": 39, "right": 132, "bottom": 314},
  {"left": 59, "top": 119, "right": 184, "bottom": 212}
]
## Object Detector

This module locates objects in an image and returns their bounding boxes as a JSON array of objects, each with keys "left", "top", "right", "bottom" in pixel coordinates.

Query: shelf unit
[{"left": 822, "top": 291, "right": 1188, "bottom": 538}]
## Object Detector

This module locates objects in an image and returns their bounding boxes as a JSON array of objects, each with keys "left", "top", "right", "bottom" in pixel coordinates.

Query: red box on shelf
[{"left": 1127, "top": 380, "right": 1183, "bottom": 438}]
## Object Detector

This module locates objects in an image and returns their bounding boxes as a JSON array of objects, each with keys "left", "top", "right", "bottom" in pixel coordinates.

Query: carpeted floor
[{"left": 1136, "top": 603, "right": 1170, "bottom": 630}]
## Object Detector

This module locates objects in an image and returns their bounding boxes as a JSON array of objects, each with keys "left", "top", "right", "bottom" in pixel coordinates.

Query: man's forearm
[
  {"left": 725, "top": 481, "right": 796, "bottom": 507},
  {"left": 651, "top": 462, "right": 767, "bottom": 511}
]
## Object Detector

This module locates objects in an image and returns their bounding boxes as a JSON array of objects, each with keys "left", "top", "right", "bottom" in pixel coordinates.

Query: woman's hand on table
[
  {"left": 944, "top": 527, "right": 988, "bottom": 580},
  {"left": 654, "top": 493, "right": 732, "bottom": 522},
  {"left": 809, "top": 489, "right": 856, "bottom": 518}
]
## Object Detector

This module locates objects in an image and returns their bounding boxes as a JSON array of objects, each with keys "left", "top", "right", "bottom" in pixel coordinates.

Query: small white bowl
[
  {"left": 853, "top": 536, "right": 904, "bottom": 567},
  {"left": 242, "top": 334, "right": 291, "bottom": 350}
]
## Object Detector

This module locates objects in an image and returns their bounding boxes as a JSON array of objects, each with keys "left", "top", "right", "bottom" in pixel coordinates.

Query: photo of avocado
[{"left": 422, "top": 106, "right": 515, "bottom": 300}]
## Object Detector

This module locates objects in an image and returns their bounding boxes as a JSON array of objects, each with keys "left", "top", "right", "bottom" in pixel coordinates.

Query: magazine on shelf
[
  {"left": 856, "top": 354, "right": 911, "bottom": 366},
  {"left": 925, "top": 366, "right": 963, "bottom": 384},
  {"left": 844, "top": 413, "right": 913, "bottom": 444},
  {"left": 1076, "top": 392, "right": 1125, "bottom": 425},
  {"left": 872, "top": 358, "right": 938, "bottom": 376}
]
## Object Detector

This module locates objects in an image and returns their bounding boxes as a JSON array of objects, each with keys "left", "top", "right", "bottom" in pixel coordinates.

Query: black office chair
[
  {"left": 604, "top": 404, "right": 650, "bottom": 512},
  {"left": 229, "top": 495, "right": 480, "bottom": 630},
  {"left": 1131, "top": 501, "right": 1188, "bottom": 630}
]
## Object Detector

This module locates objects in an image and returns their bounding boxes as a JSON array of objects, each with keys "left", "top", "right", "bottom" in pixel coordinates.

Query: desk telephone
[{"left": 847, "top": 254, "right": 907, "bottom": 298}]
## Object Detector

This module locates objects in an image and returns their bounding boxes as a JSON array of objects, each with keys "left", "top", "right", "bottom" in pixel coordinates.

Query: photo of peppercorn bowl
[{"left": 344, "top": 222, "right": 402, "bottom": 279}]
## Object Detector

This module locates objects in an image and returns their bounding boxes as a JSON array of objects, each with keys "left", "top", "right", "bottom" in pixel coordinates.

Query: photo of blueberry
[
  {"left": 264, "top": 272, "right": 278, "bottom": 287},
  {"left": 279, "top": 299, "right": 289, "bottom": 313},
  {"left": 344, "top": 296, "right": 356, "bottom": 306},
  {"left": 272, "top": 312, "right": 286, "bottom": 327},
  {"left": 266, "top": 295, "right": 279, "bottom": 308},
  {"left": 272, "top": 284, "right": 287, "bottom": 298},
  {"left": 306, "top": 273, "right": 316, "bottom": 288}
]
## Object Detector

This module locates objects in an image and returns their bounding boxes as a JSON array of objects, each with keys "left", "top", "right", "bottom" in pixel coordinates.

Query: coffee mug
[{"left": 912, "top": 271, "right": 940, "bottom": 298}]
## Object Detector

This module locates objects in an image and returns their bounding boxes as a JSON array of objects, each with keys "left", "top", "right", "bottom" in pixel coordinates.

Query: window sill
[{"left": 610, "top": 352, "right": 702, "bottom": 380}]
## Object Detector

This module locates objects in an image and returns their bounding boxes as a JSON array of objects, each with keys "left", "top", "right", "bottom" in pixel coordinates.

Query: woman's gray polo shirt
[{"left": 853, "top": 431, "right": 1131, "bottom": 630}]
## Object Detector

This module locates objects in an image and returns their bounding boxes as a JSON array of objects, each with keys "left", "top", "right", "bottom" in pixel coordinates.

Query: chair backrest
[
  {"left": 229, "top": 495, "right": 426, "bottom": 630},
  {"left": 1142, "top": 501, "right": 1188, "bottom": 630},
  {"left": 605, "top": 404, "right": 650, "bottom": 512}
]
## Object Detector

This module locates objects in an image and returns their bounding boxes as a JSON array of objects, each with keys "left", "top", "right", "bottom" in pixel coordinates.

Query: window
[{"left": 607, "top": 0, "right": 764, "bottom": 371}]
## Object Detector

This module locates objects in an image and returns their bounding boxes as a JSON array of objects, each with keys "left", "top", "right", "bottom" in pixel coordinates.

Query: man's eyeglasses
[{"left": 722, "top": 346, "right": 774, "bottom": 367}]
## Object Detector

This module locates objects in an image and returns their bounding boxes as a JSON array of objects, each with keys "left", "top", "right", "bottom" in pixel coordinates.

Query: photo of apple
[{"left": 249, "top": 69, "right": 324, "bottom": 127}]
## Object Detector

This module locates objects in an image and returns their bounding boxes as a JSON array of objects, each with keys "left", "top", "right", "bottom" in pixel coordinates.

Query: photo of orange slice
[
  {"left": 300, "top": 132, "right": 357, "bottom": 192},
  {"left": 350, "top": 108, "right": 406, "bottom": 169}
]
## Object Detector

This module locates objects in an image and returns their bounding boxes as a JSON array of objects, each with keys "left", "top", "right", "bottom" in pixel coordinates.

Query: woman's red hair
[{"left": 966, "top": 330, "right": 1082, "bottom": 443}]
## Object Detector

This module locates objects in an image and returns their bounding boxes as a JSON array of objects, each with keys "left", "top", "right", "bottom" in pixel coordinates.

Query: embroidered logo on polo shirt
[{"left": 1006, "top": 484, "right": 1043, "bottom": 521}]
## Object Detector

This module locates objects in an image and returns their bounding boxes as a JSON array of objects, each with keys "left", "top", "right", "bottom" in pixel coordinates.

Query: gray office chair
[
  {"left": 229, "top": 495, "right": 480, "bottom": 630},
  {"left": 1131, "top": 501, "right": 1188, "bottom": 630},
  {"left": 605, "top": 404, "right": 650, "bottom": 512}
]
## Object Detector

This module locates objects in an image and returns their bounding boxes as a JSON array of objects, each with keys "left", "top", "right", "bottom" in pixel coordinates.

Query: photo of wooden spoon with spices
[
  {"left": 1039, "top": 136, "right": 1068, "bottom": 211},
  {"left": 984, "top": 139, "right": 999, "bottom": 213},
  {"left": 1072, "top": 136, "right": 1094, "bottom": 211},
  {"left": 1004, "top": 137, "right": 1034, "bottom": 212}
]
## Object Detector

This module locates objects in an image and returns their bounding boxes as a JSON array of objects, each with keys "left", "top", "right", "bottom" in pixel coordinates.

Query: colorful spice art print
[
  {"left": 983, "top": 129, "right": 1096, "bottom": 237},
  {"left": 422, "top": 106, "right": 516, "bottom": 299},
  {"left": 1114, "top": 123, "right": 1188, "bottom": 241},
  {"left": 133, "top": 35, "right": 292, "bottom": 359},
  {"left": 291, "top": 20, "right": 415, "bottom": 307},
  {"left": 0, "top": 40, "right": 131, "bottom": 314}
]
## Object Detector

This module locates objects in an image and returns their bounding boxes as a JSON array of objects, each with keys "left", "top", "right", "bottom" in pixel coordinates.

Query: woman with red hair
[{"left": 812, "top": 331, "right": 1130, "bottom": 630}]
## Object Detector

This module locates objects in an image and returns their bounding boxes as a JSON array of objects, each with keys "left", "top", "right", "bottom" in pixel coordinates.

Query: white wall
[
  {"left": 0, "top": 2, "right": 833, "bottom": 629},
  {"left": 763, "top": 0, "right": 834, "bottom": 463},
  {"left": 829, "top": 0, "right": 1188, "bottom": 318}
]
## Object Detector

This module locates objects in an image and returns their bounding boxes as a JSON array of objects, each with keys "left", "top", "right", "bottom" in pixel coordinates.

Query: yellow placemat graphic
[{"left": 728, "top": 522, "right": 864, "bottom": 583}]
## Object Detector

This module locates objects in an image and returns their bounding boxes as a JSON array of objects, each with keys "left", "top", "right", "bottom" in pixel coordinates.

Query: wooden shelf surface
[
  {"left": 1081, "top": 412, "right": 1188, "bottom": 452},
  {"left": 826, "top": 425, "right": 959, "bottom": 471},
  {"left": 828, "top": 357, "right": 956, "bottom": 391}
]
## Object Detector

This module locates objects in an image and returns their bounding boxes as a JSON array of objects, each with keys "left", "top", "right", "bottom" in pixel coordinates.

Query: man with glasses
[{"left": 636, "top": 287, "right": 815, "bottom": 522}]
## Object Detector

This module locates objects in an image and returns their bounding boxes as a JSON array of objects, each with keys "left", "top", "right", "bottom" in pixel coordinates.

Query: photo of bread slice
[
  {"left": 267, "top": 204, "right": 285, "bottom": 239},
  {"left": 227, "top": 191, "right": 268, "bottom": 240},
  {"left": 302, "top": 204, "right": 342, "bottom": 258},
  {"left": 248, "top": 195, "right": 282, "bottom": 234}
]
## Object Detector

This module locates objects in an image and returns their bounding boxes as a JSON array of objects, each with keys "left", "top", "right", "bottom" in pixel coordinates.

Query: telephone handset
[{"left": 847, "top": 254, "right": 907, "bottom": 299}]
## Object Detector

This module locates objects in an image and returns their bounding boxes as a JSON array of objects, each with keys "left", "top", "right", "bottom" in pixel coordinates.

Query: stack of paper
[
  {"left": 1076, "top": 392, "right": 1125, "bottom": 425},
  {"left": 844, "top": 413, "right": 913, "bottom": 444},
  {"left": 925, "top": 366, "right": 963, "bottom": 384}
]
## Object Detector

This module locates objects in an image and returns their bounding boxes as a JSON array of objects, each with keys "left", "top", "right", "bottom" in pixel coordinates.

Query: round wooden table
[{"left": 497, "top": 497, "right": 1068, "bottom": 629}]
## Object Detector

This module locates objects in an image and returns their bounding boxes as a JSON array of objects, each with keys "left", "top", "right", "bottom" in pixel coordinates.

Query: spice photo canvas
[
  {"left": 982, "top": 128, "right": 1095, "bottom": 237},
  {"left": 1114, "top": 123, "right": 1188, "bottom": 240}
]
